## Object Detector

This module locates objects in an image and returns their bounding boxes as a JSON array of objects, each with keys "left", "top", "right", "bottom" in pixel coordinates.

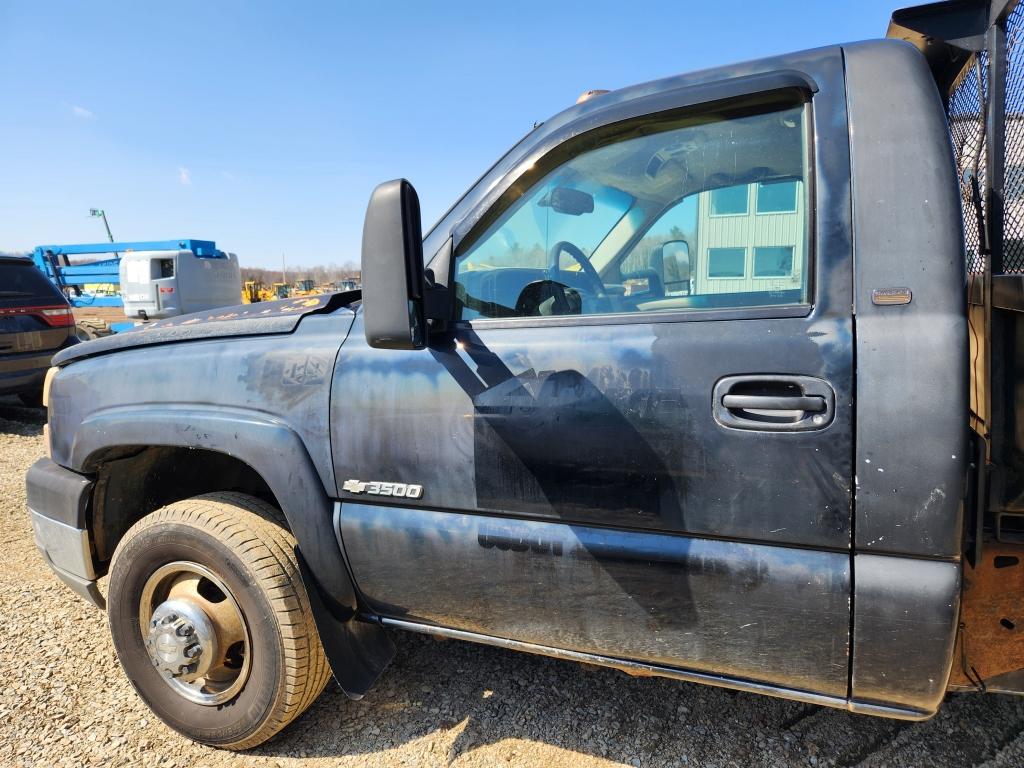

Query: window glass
[
  {"left": 754, "top": 246, "right": 794, "bottom": 277},
  {"left": 710, "top": 185, "right": 749, "bottom": 216},
  {"left": 457, "top": 183, "right": 632, "bottom": 273},
  {"left": 708, "top": 248, "right": 746, "bottom": 278},
  {"left": 756, "top": 180, "right": 798, "bottom": 213},
  {"left": 0, "top": 261, "right": 62, "bottom": 299},
  {"left": 1007, "top": 164, "right": 1024, "bottom": 202},
  {"left": 619, "top": 197, "right": 694, "bottom": 296},
  {"left": 454, "top": 101, "right": 809, "bottom": 320}
]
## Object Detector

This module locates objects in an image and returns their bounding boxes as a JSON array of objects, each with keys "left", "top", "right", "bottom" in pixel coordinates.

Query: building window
[
  {"left": 709, "top": 185, "right": 749, "bottom": 216},
  {"left": 1007, "top": 164, "right": 1024, "bottom": 201},
  {"left": 756, "top": 180, "right": 798, "bottom": 214},
  {"left": 753, "top": 246, "right": 794, "bottom": 277},
  {"left": 708, "top": 247, "right": 747, "bottom": 278}
]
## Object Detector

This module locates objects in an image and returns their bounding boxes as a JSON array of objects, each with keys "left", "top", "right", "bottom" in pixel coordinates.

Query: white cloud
[
  {"left": 178, "top": 167, "right": 192, "bottom": 186},
  {"left": 71, "top": 105, "right": 94, "bottom": 119}
]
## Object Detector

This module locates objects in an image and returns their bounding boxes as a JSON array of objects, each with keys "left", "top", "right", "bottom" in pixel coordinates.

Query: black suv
[{"left": 1, "top": 255, "right": 77, "bottom": 406}]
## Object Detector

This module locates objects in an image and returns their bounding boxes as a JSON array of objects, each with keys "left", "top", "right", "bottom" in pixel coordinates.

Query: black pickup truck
[{"left": 24, "top": 0, "right": 1024, "bottom": 750}]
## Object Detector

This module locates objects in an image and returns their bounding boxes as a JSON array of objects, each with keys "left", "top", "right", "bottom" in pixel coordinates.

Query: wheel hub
[
  {"left": 138, "top": 561, "right": 251, "bottom": 706},
  {"left": 146, "top": 599, "right": 218, "bottom": 681}
]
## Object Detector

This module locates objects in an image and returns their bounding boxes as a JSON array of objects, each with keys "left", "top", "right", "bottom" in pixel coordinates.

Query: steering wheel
[{"left": 547, "top": 240, "right": 606, "bottom": 299}]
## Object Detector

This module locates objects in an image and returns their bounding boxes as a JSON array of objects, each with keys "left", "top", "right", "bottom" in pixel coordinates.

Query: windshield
[{"left": 457, "top": 180, "right": 633, "bottom": 272}]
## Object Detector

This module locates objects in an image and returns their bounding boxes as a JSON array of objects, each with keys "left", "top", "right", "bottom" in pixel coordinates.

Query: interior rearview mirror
[
  {"left": 361, "top": 179, "right": 426, "bottom": 350},
  {"left": 538, "top": 187, "right": 595, "bottom": 216}
]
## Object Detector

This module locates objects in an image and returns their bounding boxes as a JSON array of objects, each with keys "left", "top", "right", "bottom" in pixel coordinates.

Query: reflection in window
[
  {"left": 709, "top": 185, "right": 749, "bottom": 216},
  {"left": 753, "top": 246, "right": 794, "bottom": 277},
  {"left": 1007, "top": 164, "right": 1024, "bottom": 201},
  {"left": 453, "top": 100, "right": 809, "bottom": 320},
  {"left": 756, "top": 181, "right": 798, "bottom": 213},
  {"left": 708, "top": 247, "right": 746, "bottom": 278}
]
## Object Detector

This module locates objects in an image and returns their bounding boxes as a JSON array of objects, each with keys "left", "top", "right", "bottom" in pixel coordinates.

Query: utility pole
[
  {"left": 282, "top": 253, "right": 287, "bottom": 286},
  {"left": 88, "top": 208, "right": 114, "bottom": 242}
]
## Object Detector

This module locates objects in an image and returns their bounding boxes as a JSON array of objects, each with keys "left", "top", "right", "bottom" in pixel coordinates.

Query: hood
[{"left": 54, "top": 291, "right": 359, "bottom": 365}]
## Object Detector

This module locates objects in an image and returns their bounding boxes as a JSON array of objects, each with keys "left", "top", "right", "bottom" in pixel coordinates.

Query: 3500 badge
[{"left": 342, "top": 479, "right": 423, "bottom": 499}]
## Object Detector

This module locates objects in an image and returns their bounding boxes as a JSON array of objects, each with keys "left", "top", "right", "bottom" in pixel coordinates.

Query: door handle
[
  {"left": 713, "top": 375, "right": 835, "bottom": 432},
  {"left": 721, "top": 394, "right": 826, "bottom": 413}
]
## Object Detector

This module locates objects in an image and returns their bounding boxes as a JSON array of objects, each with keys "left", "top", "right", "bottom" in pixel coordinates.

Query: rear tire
[
  {"left": 107, "top": 492, "right": 332, "bottom": 749},
  {"left": 76, "top": 318, "right": 111, "bottom": 341}
]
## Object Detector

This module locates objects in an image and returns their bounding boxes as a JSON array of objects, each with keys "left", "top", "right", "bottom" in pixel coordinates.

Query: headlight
[
  {"left": 42, "top": 366, "right": 59, "bottom": 409},
  {"left": 42, "top": 366, "right": 58, "bottom": 458}
]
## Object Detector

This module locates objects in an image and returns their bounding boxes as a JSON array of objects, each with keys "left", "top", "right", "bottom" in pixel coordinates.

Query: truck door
[{"left": 332, "top": 66, "right": 855, "bottom": 700}]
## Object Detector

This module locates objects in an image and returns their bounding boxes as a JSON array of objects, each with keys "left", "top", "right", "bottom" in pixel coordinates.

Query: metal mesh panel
[
  {"left": 1005, "top": 3, "right": 1024, "bottom": 272},
  {"left": 948, "top": 53, "right": 988, "bottom": 274}
]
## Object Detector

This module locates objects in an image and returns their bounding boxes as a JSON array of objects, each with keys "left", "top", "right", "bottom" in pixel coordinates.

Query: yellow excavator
[
  {"left": 241, "top": 280, "right": 284, "bottom": 303},
  {"left": 290, "top": 279, "right": 320, "bottom": 297}
]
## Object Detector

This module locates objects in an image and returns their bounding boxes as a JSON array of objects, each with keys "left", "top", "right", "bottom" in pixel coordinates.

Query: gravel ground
[{"left": 3, "top": 395, "right": 1024, "bottom": 767}]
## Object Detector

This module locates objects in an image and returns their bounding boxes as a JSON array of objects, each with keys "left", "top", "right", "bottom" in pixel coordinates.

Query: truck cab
[{"left": 23, "top": 0, "right": 1024, "bottom": 750}]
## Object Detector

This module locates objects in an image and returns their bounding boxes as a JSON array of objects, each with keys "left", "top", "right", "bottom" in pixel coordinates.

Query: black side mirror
[{"left": 361, "top": 179, "right": 426, "bottom": 349}]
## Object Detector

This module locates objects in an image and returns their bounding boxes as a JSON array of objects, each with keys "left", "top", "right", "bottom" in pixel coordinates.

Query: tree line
[{"left": 240, "top": 262, "right": 360, "bottom": 285}]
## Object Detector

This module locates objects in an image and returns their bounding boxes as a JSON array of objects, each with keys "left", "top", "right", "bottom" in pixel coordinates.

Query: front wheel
[{"left": 107, "top": 492, "right": 332, "bottom": 749}]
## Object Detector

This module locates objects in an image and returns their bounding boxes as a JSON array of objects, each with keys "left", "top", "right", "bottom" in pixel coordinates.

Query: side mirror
[
  {"left": 361, "top": 179, "right": 426, "bottom": 349},
  {"left": 660, "top": 239, "right": 691, "bottom": 295}
]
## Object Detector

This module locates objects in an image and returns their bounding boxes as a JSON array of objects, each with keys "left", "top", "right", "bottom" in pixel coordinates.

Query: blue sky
[{"left": 1, "top": 1, "right": 897, "bottom": 271}]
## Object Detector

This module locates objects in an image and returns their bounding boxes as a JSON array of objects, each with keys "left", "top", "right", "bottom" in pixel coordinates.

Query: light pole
[{"left": 88, "top": 208, "right": 114, "bottom": 242}]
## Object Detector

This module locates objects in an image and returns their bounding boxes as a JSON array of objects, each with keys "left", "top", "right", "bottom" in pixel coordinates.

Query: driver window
[{"left": 454, "top": 99, "right": 809, "bottom": 320}]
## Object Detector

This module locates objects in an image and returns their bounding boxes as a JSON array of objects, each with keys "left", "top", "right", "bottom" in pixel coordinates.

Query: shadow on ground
[
  {"left": 0, "top": 395, "right": 45, "bottom": 436},
  {"left": 255, "top": 631, "right": 1024, "bottom": 767}
]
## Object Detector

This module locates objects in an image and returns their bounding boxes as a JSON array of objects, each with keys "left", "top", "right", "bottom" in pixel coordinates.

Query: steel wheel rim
[{"left": 139, "top": 561, "right": 252, "bottom": 706}]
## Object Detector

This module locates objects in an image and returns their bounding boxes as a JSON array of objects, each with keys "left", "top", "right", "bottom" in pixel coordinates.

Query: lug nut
[
  {"left": 161, "top": 613, "right": 178, "bottom": 625},
  {"left": 177, "top": 623, "right": 194, "bottom": 637},
  {"left": 184, "top": 643, "right": 201, "bottom": 659}
]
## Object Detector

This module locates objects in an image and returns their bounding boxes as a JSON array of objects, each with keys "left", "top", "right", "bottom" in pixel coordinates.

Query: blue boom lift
[{"left": 31, "top": 240, "right": 240, "bottom": 337}]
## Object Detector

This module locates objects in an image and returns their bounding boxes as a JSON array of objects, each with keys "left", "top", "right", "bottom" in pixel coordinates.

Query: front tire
[{"left": 107, "top": 492, "right": 331, "bottom": 749}]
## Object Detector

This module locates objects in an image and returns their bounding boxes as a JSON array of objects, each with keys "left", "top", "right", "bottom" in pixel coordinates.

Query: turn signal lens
[{"left": 42, "top": 366, "right": 58, "bottom": 409}]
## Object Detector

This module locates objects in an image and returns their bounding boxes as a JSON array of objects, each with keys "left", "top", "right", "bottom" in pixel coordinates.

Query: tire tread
[{"left": 110, "top": 492, "right": 332, "bottom": 749}]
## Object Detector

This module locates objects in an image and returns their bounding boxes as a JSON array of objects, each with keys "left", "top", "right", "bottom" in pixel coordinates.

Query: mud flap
[{"left": 296, "top": 549, "right": 395, "bottom": 698}]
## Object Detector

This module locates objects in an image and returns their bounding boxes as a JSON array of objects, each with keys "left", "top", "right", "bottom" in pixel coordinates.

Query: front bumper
[{"left": 25, "top": 457, "right": 104, "bottom": 608}]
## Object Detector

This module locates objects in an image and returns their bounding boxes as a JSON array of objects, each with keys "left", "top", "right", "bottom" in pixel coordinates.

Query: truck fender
[{"left": 69, "top": 404, "right": 395, "bottom": 698}]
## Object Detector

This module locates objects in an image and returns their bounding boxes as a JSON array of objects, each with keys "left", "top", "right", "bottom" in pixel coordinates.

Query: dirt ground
[{"left": 2, "top": 395, "right": 1024, "bottom": 767}]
